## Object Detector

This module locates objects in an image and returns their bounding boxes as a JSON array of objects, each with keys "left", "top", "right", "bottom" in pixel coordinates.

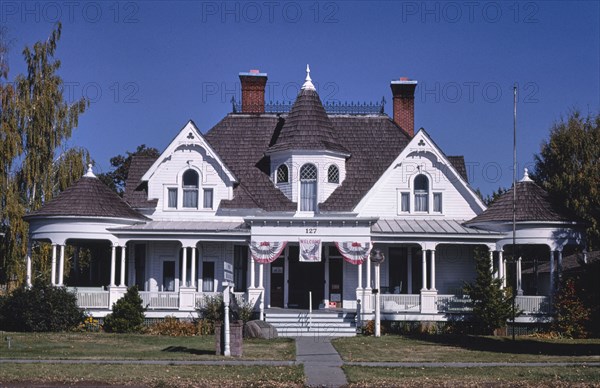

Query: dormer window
[
  {"left": 276, "top": 164, "right": 289, "bottom": 184},
  {"left": 328, "top": 165, "right": 339, "bottom": 184},
  {"left": 414, "top": 174, "right": 429, "bottom": 212},
  {"left": 182, "top": 170, "right": 199, "bottom": 208},
  {"left": 300, "top": 163, "right": 317, "bottom": 211}
]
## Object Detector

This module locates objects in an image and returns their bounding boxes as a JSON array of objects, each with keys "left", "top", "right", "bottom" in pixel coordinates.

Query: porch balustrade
[
  {"left": 379, "top": 294, "right": 421, "bottom": 312},
  {"left": 436, "top": 294, "right": 473, "bottom": 313},
  {"left": 70, "top": 288, "right": 110, "bottom": 309},
  {"left": 140, "top": 292, "right": 180, "bottom": 310},
  {"left": 515, "top": 295, "right": 551, "bottom": 314}
]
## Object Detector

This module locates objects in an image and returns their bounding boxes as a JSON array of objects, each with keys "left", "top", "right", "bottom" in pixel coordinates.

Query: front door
[
  {"left": 329, "top": 258, "right": 343, "bottom": 308},
  {"left": 270, "top": 261, "right": 285, "bottom": 308},
  {"left": 288, "top": 246, "right": 325, "bottom": 309}
]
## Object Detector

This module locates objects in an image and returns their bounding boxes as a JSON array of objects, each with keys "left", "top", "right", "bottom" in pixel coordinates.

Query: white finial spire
[
  {"left": 84, "top": 163, "right": 96, "bottom": 178},
  {"left": 301, "top": 64, "right": 315, "bottom": 91},
  {"left": 521, "top": 168, "right": 532, "bottom": 182}
]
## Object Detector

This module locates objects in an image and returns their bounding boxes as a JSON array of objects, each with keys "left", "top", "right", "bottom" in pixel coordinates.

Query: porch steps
[{"left": 265, "top": 311, "right": 357, "bottom": 337}]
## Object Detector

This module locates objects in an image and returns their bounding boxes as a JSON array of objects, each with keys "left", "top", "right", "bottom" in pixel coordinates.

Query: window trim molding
[
  {"left": 327, "top": 164, "right": 340, "bottom": 184},
  {"left": 298, "top": 163, "right": 318, "bottom": 213},
  {"left": 276, "top": 163, "right": 289, "bottom": 184}
]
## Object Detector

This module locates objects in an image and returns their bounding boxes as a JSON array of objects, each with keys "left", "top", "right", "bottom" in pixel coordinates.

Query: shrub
[
  {"left": 552, "top": 278, "right": 590, "bottom": 338},
  {"left": 103, "top": 286, "right": 145, "bottom": 333},
  {"left": 362, "top": 320, "right": 386, "bottom": 336},
  {"left": 145, "top": 316, "right": 197, "bottom": 336},
  {"left": 0, "top": 280, "right": 84, "bottom": 332},
  {"left": 197, "top": 294, "right": 255, "bottom": 324}
]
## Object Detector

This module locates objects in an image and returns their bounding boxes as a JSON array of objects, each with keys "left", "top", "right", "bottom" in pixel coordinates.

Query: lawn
[
  {"left": 0, "top": 363, "right": 304, "bottom": 387},
  {"left": 0, "top": 332, "right": 295, "bottom": 361},
  {"left": 332, "top": 335, "right": 600, "bottom": 363},
  {"left": 343, "top": 365, "right": 600, "bottom": 387}
]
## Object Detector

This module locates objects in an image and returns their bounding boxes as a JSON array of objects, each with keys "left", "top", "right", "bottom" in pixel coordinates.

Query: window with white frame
[
  {"left": 414, "top": 174, "right": 429, "bottom": 212},
  {"left": 203, "top": 188, "right": 213, "bottom": 209},
  {"left": 167, "top": 188, "right": 178, "bottom": 208},
  {"left": 433, "top": 192, "right": 442, "bottom": 213},
  {"left": 300, "top": 163, "right": 317, "bottom": 211},
  {"left": 182, "top": 169, "right": 199, "bottom": 208},
  {"left": 327, "top": 165, "right": 339, "bottom": 184},
  {"left": 400, "top": 192, "right": 410, "bottom": 212},
  {"left": 276, "top": 164, "right": 289, "bottom": 184}
]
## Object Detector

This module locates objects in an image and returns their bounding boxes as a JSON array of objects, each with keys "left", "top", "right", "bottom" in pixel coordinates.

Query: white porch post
[
  {"left": 249, "top": 256, "right": 256, "bottom": 289},
  {"left": 51, "top": 244, "right": 57, "bottom": 286},
  {"left": 489, "top": 250, "right": 494, "bottom": 276},
  {"left": 421, "top": 249, "right": 427, "bottom": 290},
  {"left": 517, "top": 257, "right": 523, "bottom": 295},
  {"left": 557, "top": 250, "right": 563, "bottom": 288},
  {"left": 58, "top": 244, "right": 65, "bottom": 286},
  {"left": 26, "top": 241, "right": 32, "bottom": 288},
  {"left": 258, "top": 263, "right": 264, "bottom": 289},
  {"left": 498, "top": 251, "right": 505, "bottom": 287},
  {"left": 182, "top": 247, "right": 188, "bottom": 288},
  {"left": 110, "top": 245, "right": 116, "bottom": 287},
  {"left": 357, "top": 260, "right": 363, "bottom": 289},
  {"left": 430, "top": 249, "right": 436, "bottom": 291},
  {"left": 407, "top": 247, "right": 413, "bottom": 294},
  {"left": 366, "top": 257, "right": 372, "bottom": 290},
  {"left": 119, "top": 245, "right": 126, "bottom": 287},
  {"left": 549, "top": 250, "right": 555, "bottom": 296},
  {"left": 191, "top": 246, "right": 197, "bottom": 288},
  {"left": 258, "top": 263, "right": 264, "bottom": 320}
]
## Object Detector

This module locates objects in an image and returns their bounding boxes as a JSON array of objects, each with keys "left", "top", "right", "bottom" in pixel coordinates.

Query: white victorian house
[{"left": 24, "top": 67, "right": 583, "bottom": 333}]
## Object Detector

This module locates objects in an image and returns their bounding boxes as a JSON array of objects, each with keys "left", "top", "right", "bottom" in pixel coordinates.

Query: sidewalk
[{"left": 296, "top": 336, "right": 348, "bottom": 388}]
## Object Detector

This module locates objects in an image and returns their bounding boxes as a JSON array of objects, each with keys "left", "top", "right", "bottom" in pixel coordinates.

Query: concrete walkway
[{"left": 295, "top": 336, "right": 348, "bottom": 388}]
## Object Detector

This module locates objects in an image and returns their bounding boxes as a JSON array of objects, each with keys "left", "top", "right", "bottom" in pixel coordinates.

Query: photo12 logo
[
  {"left": 0, "top": 1, "right": 140, "bottom": 23},
  {"left": 199, "top": 1, "right": 339, "bottom": 23},
  {"left": 61, "top": 81, "right": 140, "bottom": 104},
  {"left": 400, "top": 1, "right": 539, "bottom": 24}
]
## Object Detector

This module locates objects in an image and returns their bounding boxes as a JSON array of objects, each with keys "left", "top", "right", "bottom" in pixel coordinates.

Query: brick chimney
[
  {"left": 390, "top": 77, "right": 418, "bottom": 137},
  {"left": 239, "top": 69, "right": 267, "bottom": 114}
]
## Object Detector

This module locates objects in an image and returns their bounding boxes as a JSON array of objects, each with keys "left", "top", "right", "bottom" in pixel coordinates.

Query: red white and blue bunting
[
  {"left": 299, "top": 238, "right": 322, "bottom": 262},
  {"left": 249, "top": 241, "right": 287, "bottom": 264},
  {"left": 335, "top": 241, "right": 372, "bottom": 265}
]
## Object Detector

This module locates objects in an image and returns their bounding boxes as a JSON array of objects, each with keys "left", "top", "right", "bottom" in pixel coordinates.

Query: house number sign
[{"left": 305, "top": 228, "right": 317, "bottom": 234}]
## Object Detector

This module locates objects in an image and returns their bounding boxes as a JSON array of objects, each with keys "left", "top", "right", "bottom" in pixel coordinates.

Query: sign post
[{"left": 370, "top": 249, "right": 385, "bottom": 337}]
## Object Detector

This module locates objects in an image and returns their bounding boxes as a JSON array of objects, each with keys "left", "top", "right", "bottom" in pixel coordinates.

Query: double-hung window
[
  {"left": 182, "top": 170, "right": 199, "bottom": 208},
  {"left": 300, "top": 164, "right": 317, "bottom": 211},
  {"left": 414, "top": 174, "right": 429, "bottom": 212}
]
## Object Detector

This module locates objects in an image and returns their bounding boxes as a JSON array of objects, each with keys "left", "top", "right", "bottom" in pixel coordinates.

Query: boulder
[{"left": 244, "top": 320, "right": 278, "bottom": 339}]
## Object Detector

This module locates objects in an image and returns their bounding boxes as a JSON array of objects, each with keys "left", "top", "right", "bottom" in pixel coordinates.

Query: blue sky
[{"left": 3, "top": 0, "right": 599, "bottom": 196}]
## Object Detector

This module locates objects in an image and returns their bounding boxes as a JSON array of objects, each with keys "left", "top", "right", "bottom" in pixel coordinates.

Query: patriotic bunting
[
  {"left": 335, "top": 241, "right": 372, "bottom": 265},
  {"left": 249, "top": 240, "right": 287, "bottom": 264}
]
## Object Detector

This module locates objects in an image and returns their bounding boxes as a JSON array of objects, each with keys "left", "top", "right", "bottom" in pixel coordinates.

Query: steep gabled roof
[
  {"left": 124, "top": 155, "right": 158, "bottom": 209},
  {"left": 25, "top": 175, "right": 148, "bottom": 221},
  {"left": 267, "top": 88, "right": 350, "bottom": 155},
  {"left": 466, "top": 179, "right": 572, "bottom": 224}
]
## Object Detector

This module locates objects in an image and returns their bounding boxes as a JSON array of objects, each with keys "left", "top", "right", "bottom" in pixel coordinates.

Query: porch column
[
  {"left": 58, "top": 244, "right": 65, "bottom": 286},
  {"left": 498, "top": 251, "right": 505, "bottom": 288},
  {"left": 258, "top": 263, "right": 264, "bottom": 289},
  {"left": 357, "top": 260, "right": 363, "bottom": 289},
  {"left": 549, "top": 250, "right": 555, "bottom": 296},
  {"left": 407, "top": 247, "right": 413, "bottom": 293},
  {"left": 557, "top": 250, "right": 563, "bottom": 288},
  {"left": 430, "top": 249, "right": 436, "bottom": 291},
  {"left": 181, "top": 247, "right": 188, "bottom": 288},
  {"left": 110, "top": 245, "right": 116, "bottom": 287},
  {"left": 249, "top": 256, "right": 256, "bottom": 289},
  {"left": 489, "top": 250, "right": 494, "bottom": 276},
  {"left": 51, "top": 244, "right": 57, "bottom": 286},
  {"left": 366, "top": 257, "right": 371, "bottom": 290},
  {"left": 421, "top": 249, "right": 427, "bottom": 291},
  {"left": 26, "top": 241, "right": 32, "bottom": 288},
  {"left": 191, "top": 247, "right": 197, "bottom": 288},
  {"left": 119, "top": 245, "right": 126, "bottom": 287},
  {"left": 517, "top": 257, "right": 523, "bottom": 296}
]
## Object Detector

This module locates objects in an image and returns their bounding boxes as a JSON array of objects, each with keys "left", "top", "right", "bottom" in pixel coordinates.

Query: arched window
[
  {"left": 182, "top": 170, "right": 199, "bottom": 208},
  {"left": 414, "top": 174, "right": 429, "bottom": 212},
  {"left": 276, "top": 164, "right": 289, "bottom": 184},
  {"left": 300, "top": 164, "right": 317, "bottom": 211},
  {"left": 327, "top": 165, "right": 339, "bottom": 184}
]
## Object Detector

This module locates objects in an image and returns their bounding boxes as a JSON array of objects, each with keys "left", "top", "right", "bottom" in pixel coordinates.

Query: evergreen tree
[
  {"left": 0, "top": 23, "right": 89, "bottom": 286},
  {"left": 103, "top": 286, "right": 146, "bottom": 333},
  {"left": 534, "top": 111, "right": 600, "bottom": 249},
  {"left": 464, "top": 247, "right": 516, "bottom": 335},
  {"left": 97, "top": 144, "right": 160, "bottom": 196}
]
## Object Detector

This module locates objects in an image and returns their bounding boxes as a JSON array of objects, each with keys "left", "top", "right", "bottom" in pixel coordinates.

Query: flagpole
[{"left": 512, "top": 83, "right": 517, "bottom": 341}]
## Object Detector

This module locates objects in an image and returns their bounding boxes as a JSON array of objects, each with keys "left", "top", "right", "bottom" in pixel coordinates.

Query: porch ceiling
[{"left": 372, "top": 219, "right": 501, "bottom": 236}]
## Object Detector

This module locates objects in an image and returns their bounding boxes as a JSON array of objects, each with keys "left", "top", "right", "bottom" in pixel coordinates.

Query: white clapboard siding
[{"left": 435, "top": 245, "right": 477, "bottom": 294}]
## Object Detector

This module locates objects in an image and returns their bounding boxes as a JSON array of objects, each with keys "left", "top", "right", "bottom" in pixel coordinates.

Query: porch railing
[
  {"left": 71, "top": 288, "right": 109, "bottom": 309},
  {"left": 516, "top": 295, "right": 551, "bottom": 315},
  {"left": 140, "top": 292, "right": 180, "bottom": 310},
  {"left": 380, "top": 294, "right": 421, "bottom": 312}
]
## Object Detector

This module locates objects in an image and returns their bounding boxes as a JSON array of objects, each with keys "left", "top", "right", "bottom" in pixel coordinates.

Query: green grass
[
  {"left": 0, "top": 332, "right": 295, "bottom": 360},
  {"left": 333, "top": 335, "right": 600, "bottom": 363},
  {"left": 0, "top": 363, "right": 304, "bottom": 387},
  {"left": 343, "top": 365, "right": 600, "bottom": 387}
]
